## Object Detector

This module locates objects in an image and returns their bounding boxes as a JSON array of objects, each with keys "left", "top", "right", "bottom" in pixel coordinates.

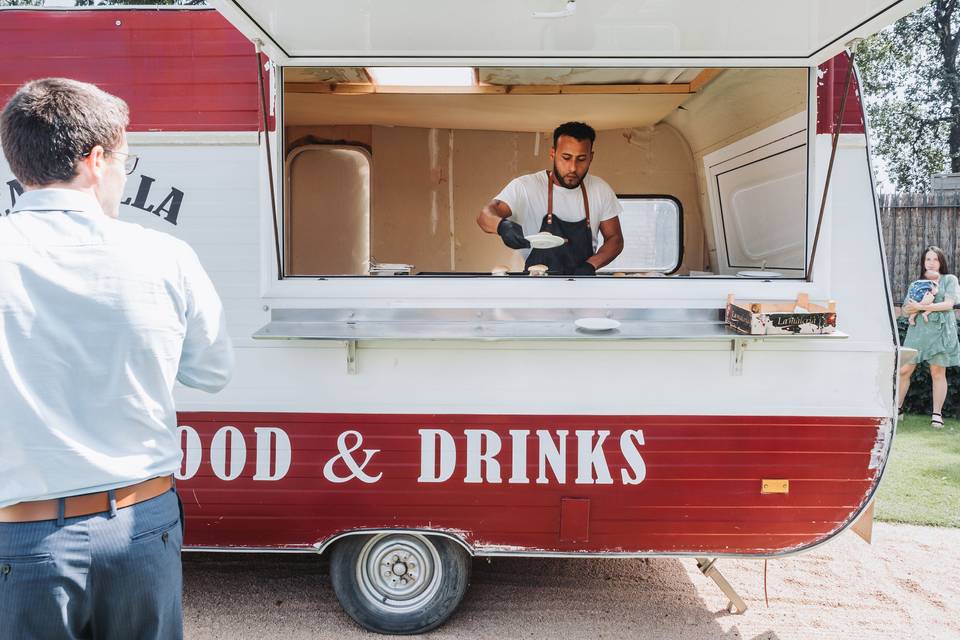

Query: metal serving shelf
[
  {"left": 253, "top": 307, "right": 848, "bottom": 341},
  {"left": 253, "top": 308, "right": 847, "bottom": 374}
]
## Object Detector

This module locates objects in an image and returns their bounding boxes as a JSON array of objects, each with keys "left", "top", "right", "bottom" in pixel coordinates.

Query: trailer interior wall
[
  {"left": 282, "top": 67, "right": 807, "bottom": 277},
  {"left": 284, "top": 124, "right": 706, "bottom": 275}
]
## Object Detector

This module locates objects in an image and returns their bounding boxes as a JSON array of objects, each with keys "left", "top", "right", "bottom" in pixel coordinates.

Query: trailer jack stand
[{"left": 695, "top": 558, "right": 748, "bottom": 614}]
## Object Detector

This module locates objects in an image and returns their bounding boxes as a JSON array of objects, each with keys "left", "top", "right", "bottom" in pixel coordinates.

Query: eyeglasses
[
  {"left": 104, "top": 149, "right": 139, "bottom": 175},
  {"left": 84, "top": 147, "right": 139, "bottom": 175}
]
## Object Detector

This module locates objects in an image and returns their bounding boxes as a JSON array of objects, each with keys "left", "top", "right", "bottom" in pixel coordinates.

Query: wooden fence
[{"left": 879, "top": 193, "right": 960, "bottom": 304}]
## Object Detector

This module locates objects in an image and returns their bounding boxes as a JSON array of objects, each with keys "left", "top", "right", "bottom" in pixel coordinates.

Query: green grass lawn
[{"left": 874, "top": 413, "right": 960, "bottom": 527}]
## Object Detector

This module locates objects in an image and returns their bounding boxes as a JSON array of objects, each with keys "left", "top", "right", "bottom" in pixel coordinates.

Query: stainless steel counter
[
  {"left": 253, "top": 307, "right": 847, "bottom": 375},
  {"left": 253, "top": 307, "right": 847, "bottom": 342}
]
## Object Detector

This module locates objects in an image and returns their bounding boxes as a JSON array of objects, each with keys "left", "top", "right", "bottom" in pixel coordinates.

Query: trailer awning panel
[{"left": 209, "top": 0, "right": 928, "bottom": 66}]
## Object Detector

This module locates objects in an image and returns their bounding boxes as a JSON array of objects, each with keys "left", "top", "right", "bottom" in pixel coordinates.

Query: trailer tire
[{"left": 330, "top": 532, "right": 471, "bottom": 635}]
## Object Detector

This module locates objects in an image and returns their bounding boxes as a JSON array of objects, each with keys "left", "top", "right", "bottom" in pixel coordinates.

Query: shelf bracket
[
  {"left": 345, "top": 340, "right": 358, "bottom": 375},
  {"left": 731, "top": 338, "right": 748, "bottom": 376}
]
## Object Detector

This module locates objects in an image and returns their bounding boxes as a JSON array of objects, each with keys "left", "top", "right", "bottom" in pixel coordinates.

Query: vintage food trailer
[{"left": 0, "top": 1, "right": 925, "bottom": 633}]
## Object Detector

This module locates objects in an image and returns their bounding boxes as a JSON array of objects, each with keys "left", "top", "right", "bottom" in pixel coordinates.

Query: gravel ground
[{"left": 183, "top": 523, "right": 958, "bottom": 639}]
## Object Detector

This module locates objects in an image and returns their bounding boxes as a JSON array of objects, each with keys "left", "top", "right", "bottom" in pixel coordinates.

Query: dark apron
[{"left": 525, "top": 170, "right": 594, "bottom": 276}]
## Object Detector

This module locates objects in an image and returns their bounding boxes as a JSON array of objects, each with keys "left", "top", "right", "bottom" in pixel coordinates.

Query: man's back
[
  {"left": 0, "top": 75, "right": 231, "bottom": 640},
  {"left": 0, "top": 188, "right": 232, "bottom": 507}
]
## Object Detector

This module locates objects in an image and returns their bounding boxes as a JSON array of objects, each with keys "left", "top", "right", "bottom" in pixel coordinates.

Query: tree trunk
[
  {"left": 952, "top": 110, "right": 960, "bottom": 173},
  {"left": 935, "top": 1, "right": 960, "bottom": 172}
]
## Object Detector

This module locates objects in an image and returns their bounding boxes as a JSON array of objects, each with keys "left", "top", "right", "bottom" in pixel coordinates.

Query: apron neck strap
[{"left": 546, "top": 170, "right": 590, "bottom": 226}]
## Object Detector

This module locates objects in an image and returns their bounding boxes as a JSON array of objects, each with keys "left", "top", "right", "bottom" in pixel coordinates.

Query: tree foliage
[{"left": 857, "top": 0, "right": 960, "bottom": 191}]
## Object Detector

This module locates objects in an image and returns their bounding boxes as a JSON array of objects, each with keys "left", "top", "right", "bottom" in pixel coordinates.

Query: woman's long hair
[{"left": 919, "top": 245, "right": 950, "bottom": 279}]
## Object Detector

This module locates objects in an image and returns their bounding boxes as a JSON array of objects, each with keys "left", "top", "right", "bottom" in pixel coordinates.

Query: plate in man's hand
[{"left": 525, "top": 233, "right": 566, "bottom": 249}]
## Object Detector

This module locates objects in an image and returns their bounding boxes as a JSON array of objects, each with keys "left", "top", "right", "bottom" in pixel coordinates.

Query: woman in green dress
[{"left": 899, "top": 246, "right": 960, "bottom": 428}]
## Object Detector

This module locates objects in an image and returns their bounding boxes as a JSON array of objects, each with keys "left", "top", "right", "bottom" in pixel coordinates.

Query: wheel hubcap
[{"left": 356, "top": 534, "right": 442, "bottom": 613}]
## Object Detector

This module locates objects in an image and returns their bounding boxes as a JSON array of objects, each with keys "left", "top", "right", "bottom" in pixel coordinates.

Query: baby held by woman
[{"left": 905, "top": 270, "right": 941, "bottom": 324}]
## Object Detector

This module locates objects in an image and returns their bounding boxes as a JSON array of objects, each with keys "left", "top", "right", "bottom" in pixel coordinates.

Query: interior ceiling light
[{"left": 366, "top": 67, "right": 474, "bottom": 87}]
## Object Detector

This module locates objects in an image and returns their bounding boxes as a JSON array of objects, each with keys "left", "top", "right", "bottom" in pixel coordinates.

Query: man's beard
[{"left": 553, "top": 166, "right": 587, "bottom": 189}]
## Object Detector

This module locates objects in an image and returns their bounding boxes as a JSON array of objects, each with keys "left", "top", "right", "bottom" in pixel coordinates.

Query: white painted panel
[
  {"left": 211, "top": 0, "right": 924, "bottom": 64},
  {"left": 174, "top": 341, "right": 895, "bottom": 418},
  {"left": 824, "top": 134, "right": 897, "bottom": 349}
]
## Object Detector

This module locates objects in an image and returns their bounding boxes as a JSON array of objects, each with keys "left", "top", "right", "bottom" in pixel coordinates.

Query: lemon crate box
[{"left": 725, "top": 293, "right": 837, "bottom": 335}]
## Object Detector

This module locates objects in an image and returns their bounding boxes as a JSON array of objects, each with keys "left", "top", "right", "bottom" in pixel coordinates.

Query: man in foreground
[{"left": 0, "top": 78, "right": 233, "bottom": 638}]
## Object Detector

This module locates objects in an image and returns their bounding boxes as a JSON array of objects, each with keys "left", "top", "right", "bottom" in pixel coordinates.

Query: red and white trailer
[{"left": 0, "top": 1, "right": 924, "bottom": 633}]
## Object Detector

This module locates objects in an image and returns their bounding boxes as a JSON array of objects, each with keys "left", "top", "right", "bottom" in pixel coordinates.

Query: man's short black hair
[
  {"left": 552, "top": 121, "right": 596, "bottom": 147},
  {"left": 0, "top": 78, "right": 128, "bottom": 187}
]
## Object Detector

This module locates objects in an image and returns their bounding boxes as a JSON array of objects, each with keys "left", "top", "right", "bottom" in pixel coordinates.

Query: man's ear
[
  {"left": 77, "top": 145, "right": 107, "bottom": 182},
  {"left": 549, "top": 147, "right": 556, "bottom": 160}
]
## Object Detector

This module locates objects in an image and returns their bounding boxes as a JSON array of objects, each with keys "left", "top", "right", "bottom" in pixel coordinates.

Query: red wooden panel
[
  {"left": 559, "top": 498, "right": 591, "bottom": 543},
  {"left": 817, "top": 52, "right": 866, "bottom": 134},
  {"left": 175, "top": 479, "right": 874, "bottom": 510},
  {"left": 0, "top": 10, "right": 266, "bottom": 132},
  {"left": 175, "top": 412, "right": 884, "bottom": 555},
  {"left": 174, "top": 499, "right": 857, "bottom": 522},
  {"left": 222, "top": 455, "right": 872, "bottom": 482}
]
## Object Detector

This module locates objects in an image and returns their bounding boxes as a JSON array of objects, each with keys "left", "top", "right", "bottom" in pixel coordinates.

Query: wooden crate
[{"left": 726, "top": 293, "right": 837, "bottom": 335}]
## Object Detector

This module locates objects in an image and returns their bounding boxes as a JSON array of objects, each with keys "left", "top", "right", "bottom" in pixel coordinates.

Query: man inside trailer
[{"left": 477, "top": 121, "right": 624, "bottom": 275}]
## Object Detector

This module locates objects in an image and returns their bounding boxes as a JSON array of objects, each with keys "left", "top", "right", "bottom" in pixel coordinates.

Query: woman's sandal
[
  {"left": 897, "top": 405, "right": 905, "bottom": 421},
  {"left": 931, "top": 412, "right": 944, "bottom": 429}
]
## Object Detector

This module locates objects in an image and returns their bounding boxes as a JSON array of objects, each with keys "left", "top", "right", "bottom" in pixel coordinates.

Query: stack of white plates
[{"left": 369, "top": 263, "right": 414, "bottom": 276}]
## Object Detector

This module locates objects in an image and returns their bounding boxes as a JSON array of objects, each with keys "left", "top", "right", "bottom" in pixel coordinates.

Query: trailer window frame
[
  {"left": 598, "top": 194, "right": 684, "bottom": 275},
  {"left": 260, "top": 65, "right": 828, "bottom": 306}
]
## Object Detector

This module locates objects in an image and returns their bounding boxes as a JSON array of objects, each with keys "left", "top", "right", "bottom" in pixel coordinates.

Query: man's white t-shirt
[{"left": 494, "top": 171, "right": 622, "bottom": 260}]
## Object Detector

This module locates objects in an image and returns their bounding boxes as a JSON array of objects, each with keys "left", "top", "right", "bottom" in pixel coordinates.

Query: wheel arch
[{"left": 314, "top": 528, "right": 475, "bottom": 556}]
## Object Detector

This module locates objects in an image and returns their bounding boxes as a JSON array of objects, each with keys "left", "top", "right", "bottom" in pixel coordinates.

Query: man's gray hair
[{"left": 1, "top": 78, "right": 129, "bottom": 187}]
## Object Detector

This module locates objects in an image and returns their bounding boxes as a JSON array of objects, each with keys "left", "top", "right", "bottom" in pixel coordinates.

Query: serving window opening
[{"left": 281, "top": 66, "right": 810, "bottom": 278}]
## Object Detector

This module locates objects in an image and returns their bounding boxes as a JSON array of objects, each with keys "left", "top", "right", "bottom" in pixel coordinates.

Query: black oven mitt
[
  {"left": 573, "top": 261, "right": 596, "bottom": 276},
  {"left": 497, "top": 219, "right": 531, "bottom": 250}
]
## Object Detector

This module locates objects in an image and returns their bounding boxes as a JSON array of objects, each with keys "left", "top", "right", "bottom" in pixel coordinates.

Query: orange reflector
[{"left": 761, "top": 479, "right": 789, "bottom": 494}]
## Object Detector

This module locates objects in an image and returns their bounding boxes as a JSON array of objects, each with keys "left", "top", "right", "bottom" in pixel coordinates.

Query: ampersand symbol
[{"left": 323, "top": 430, "right": 383, "bottom": 484}]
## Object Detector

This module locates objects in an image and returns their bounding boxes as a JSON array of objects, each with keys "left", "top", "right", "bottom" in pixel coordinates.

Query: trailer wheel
[{"left": 330, "top": 532, "right": 471, "bottom": 634}]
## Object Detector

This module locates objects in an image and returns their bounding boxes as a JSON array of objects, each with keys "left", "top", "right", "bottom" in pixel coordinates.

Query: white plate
[
  {"left": 574, "top": 317, "right": 621, "bottom": 332},
  {"left": 525, "top": 233, "right": 566, "bottom": 249},
  {"left": 736, "top": 270, "right": 783, "bottom": 278},
  {"left": 368, "top": 262, "right": 414, "bottom": 275}
]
